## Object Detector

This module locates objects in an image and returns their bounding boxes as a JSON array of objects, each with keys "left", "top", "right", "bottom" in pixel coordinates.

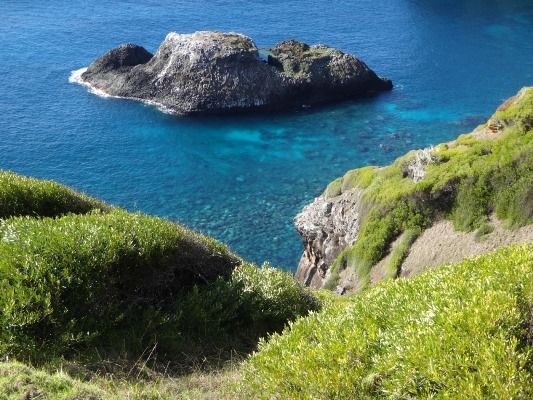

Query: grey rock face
[
  {"left": 78, "top": 31, "right": 392, "bottom": 115},
  {"left": 294, "top": 188, "right": 363, "bottom": 288}
]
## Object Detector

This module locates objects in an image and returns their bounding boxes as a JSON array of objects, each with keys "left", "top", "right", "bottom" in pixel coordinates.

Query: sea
[{"left": 1, "top": 0, "right": 532, "bottom": 270}]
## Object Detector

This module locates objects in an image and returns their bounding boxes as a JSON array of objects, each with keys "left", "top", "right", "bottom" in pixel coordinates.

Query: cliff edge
[{"left": 295, "top": 87, "right": 533, "bottom": 291}]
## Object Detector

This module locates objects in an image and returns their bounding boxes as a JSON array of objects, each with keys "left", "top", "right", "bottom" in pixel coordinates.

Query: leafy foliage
[
  {"left": 239, "top": 244, "right": 533, "bottom": 399},
  {"left": 0, "top": 209, "right": 239, "bottom": 361},
  {"left": 0, "top": 171, "right": 319, "bottom": 368},
  {"left": 173, "top": 263, "right": 320, "bottom": 357},
  {"left": 385, "top": 227, "right": 421, "bottom": 278}
]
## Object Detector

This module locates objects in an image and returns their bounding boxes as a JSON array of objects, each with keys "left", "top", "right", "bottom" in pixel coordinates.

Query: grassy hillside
[
  {"left": 325, "top": 86, "right": 533, "bottom": 287},
  {"left": 0, "top": 171, "right": 318, "bottom": 370},
  {"left": 4, "top": 243, "right": 529, "bottom": 399},
  {"left": 1, "top": 88, "right": 531, "bottom": 398},
  {"left": 0, "top": 171, "right": 108, "bottom": 218},
  {"left": 239, "top": 243, "right": 533, "bottom": 399}
]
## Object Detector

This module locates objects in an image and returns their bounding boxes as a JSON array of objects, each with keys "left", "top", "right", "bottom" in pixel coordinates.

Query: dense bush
[
  {"left": 0, "top": 194, "right": 318, "bottom": 365},
  {"left": 172, "top": 263, "right": 320, "bottom": 357},
  {"left": 0, "top": 209, "right": 240, "bottom": 360},
  {"left": 0, "top": 171, "right": 108, "bottom": 218},
  {"left": 239, "top": 244, "right": 533, "bottom": 399}
]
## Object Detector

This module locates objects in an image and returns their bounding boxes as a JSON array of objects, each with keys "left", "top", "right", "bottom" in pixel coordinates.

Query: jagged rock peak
[{"left": 76, "top": 31, "right": 392, "bottom": 115}]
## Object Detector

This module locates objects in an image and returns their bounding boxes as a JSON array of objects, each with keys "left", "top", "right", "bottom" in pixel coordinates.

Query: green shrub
[
  {"left": 475, "top": 222, "right": 495, "bottom": 240},
  {"left": 0, "top": 209, "right": 239, "bottom": 361},
  {"left": 385, "top": 227, "right": 421, "bottom": 277},
  {"left": 239, "top": 244, "right": 533, "bottom": 399},
  {"left": 173, "top": 263, "right": 320, "bottom": 357},
  {"left": 0, "top": 171, "right": 108, "bottom": 218},
  {"left": 452, "top": 176, "right": 491, "bottom": 231},
  {"left": 231, "top": 262, "right": 320, "bottom": 326},
  {"left": 496, "top": 172, "right": 533, "bottom": 228},
  {"left": 339, "top": 200, "right": 431, "bottom": 286},
  {"left": 0, "top": 198, "right": 319, "bottom": 367}
]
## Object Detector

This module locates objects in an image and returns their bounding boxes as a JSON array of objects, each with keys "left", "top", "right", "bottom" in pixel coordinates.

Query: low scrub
[
  {"left": 0, "top": 171, "right": 108, "bottom": 218},
  {"left": 174, "top": 262, "right": 320, "bottom": 360},
  {"left": 239, "top": 244, "right": 533, "bottom": 399},
  {"left": 0, "top": 209, "right": 239, "bottom": 361},
  {"left": 0, "top": 174, "right": 319, "bottom": 366}
]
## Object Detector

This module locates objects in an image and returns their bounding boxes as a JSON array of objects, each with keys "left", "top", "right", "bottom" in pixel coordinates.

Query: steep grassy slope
[
  {"left": 239, "top": 243, "right": 533, "bottom": 399},
  {"left": 324, "top": 87, "right": 533, "bottom": 288},
  {"left": 0, "top": 172, "right": 318, "bottom": 368},
  {"left": 3, "top": 243, "right": 531, "bottom": 399}
]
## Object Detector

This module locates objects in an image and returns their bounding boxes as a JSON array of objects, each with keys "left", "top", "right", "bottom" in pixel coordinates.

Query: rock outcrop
[
  {"left": 294, "top": 188, "right": 363, "bottom": 288},
  {"left": 295, "top": 87, "right": 533, "bottom": 292},
  {"left": 75, "top": 31, "right": 392, "bottom": 115}
]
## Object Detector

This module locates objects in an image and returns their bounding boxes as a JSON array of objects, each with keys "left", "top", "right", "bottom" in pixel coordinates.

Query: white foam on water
[{"left": 68, "top": 67, "right": 177, "bottom": 115}]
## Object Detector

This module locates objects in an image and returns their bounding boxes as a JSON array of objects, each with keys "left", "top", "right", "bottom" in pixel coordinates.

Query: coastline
[{"left": 68, "top": 67, "right": 176, "bottom": 115}]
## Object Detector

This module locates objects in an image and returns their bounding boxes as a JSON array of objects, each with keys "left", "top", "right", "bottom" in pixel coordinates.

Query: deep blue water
[{"left": 1, "top": 1, "right": 532, "bottom": 270}]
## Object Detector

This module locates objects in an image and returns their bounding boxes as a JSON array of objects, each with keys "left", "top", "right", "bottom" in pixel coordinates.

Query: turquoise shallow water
[{"left": 1, "top": 0, "right": 532, "bottom": 270}]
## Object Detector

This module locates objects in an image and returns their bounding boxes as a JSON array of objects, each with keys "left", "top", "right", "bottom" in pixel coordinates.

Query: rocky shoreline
[
  {"left": 294, "top": 87, "right": 533, "bottom": 293},
  {"left": 73, "top": 31, "right": 392, "bottom": 115}
]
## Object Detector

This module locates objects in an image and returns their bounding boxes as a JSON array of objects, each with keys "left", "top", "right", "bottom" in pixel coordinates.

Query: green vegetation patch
[
  {"left": 385, "top": 227, "right": 421, "bottom": 278},
  {"left": 0, "top": 171, "right": 108, "bottom": 218},
  {"left": 341, "top": 166, "right": 377, "bottom": 191},
  {"left": 328, "top": 87, "right": 533, "bottom": 286},
  {"left": 493, "top": 86, "right": 533, "bottom": 132},
  {"left": 239, "top": 244, "right": 533, "bottom": 399},
  {"left": 0, "top": 171, "right": 319, "bottom": 367},
  {"left": 174, "top": 262, "right": 320, "bottom": 359},
  {"left": 0, "top": 209, "right": 239, "bottom": 361},
  {"left": 0, "top": 361, "right": 104, "bottom": 399},
  {"left": 324, "top": 177, "right": 343, "bottom": 198}
]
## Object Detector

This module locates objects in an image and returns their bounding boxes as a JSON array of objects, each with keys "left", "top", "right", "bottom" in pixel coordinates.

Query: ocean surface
[{"left": 1, "top": 1, "right": 532, "bottom": 270}]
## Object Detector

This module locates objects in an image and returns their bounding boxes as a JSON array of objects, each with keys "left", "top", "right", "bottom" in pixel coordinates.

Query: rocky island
[{"left": 73, "top": 31, "right": 392, "bottom": 115}]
